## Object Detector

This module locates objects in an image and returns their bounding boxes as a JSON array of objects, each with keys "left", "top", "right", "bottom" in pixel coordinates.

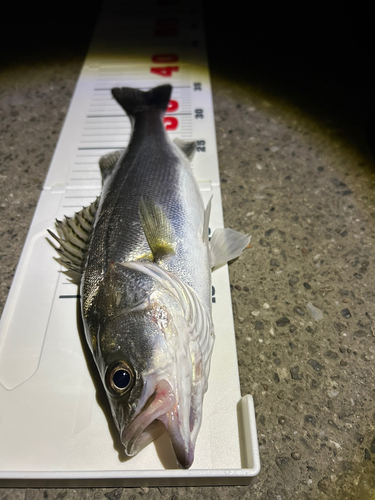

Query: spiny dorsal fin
[
  {"left": 173, "top": 138, "right": 196, "bottom": 161},
  {"left": 99, "top": 150, "right": 123, "bottom": 182},
  {"left": 210, "top": 228, "right": 251, "bottom": 269},
  {"left": 48, "top": 197, "right": 99, "bottom": 275},
  {"left": 139, "top": 199, "right": 176, "bottom": 261}
]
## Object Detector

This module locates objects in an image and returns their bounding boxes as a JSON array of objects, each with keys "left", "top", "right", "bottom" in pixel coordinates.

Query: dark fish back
[{"left": 82, "top": 86, "right": 183, "bottom": 316}]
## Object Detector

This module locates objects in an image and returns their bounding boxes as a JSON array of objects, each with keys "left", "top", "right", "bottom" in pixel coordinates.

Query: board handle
[{"left": 237, "top": 395, "right": 261, "bottom": 474}]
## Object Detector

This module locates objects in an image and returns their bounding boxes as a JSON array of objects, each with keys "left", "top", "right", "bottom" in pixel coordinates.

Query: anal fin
[{"left": 203, "top": 196, "right": 212, "bottom": 244}]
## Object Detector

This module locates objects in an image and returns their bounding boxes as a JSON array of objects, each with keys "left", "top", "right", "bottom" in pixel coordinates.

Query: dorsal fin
[
  {"left": 99, "top": 150, "right": 123, "bottom": 181},
  {"left": 173, "top": 138, "right": 196, "bottom": 161},
  {"left": 48, "top": 197, "right": 99, "bottom": 275}
]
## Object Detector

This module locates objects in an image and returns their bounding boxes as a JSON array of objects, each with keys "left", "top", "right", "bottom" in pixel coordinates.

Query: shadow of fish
[{"left": 49, "top": 84, "right": 250, "bottom": 468}]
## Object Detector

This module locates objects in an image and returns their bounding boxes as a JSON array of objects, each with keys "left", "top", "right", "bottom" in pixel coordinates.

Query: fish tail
[{"left": 111, "top": 85, "right": 172, "bottom": 118}]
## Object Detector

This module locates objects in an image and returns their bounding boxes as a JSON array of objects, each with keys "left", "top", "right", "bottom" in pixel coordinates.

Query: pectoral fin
[
  {"left": 210, "top": 228, "right": 250, "bottom": 269},
  {"left": 139, "top": 199, "right": 176, "bottom": 260}
]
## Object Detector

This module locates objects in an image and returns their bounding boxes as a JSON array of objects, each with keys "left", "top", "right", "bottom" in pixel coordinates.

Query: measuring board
[{"left": 0, "top": 0, "right": 260, "bottom": 487}]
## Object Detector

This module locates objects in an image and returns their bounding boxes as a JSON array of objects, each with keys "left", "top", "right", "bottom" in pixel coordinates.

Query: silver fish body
[
  {"left": 84, "top": 85, "right": 215, "bottom": 468},
  {"left": 51, "top": 84, "right": 250, "bottom": 468},
  {"left": 83, "top": 86, "right": 211, "bottom": 318}
]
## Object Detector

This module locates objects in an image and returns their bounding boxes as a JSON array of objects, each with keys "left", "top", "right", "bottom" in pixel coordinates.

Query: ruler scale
[{"left": 0, "top": 0, "right": 259, "bottom": 486}]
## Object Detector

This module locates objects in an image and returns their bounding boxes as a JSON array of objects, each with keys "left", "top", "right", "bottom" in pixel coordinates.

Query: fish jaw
[
  {"left": 158, "top": 409, "right": 195, "bottom": 469},
  {"left": 121, "top": 378, "right": 194, "bottom": 468}
]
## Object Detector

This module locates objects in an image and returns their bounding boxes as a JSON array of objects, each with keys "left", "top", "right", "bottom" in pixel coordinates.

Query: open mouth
[
  {"left": 122, "top": 378, "right": 194, "bottom": 468},
  {"left": 122, "top": 379, "right": 175, "bottom": 457}
]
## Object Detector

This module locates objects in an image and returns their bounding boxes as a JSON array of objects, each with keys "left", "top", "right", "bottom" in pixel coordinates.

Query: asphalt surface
[{"left": 1, "top": 1, "right": 375, "bottom": 499}]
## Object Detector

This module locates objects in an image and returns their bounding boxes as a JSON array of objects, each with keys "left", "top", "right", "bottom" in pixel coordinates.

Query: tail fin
[{"left": 111, "top": 85, "right": 172, "bottom": 118}]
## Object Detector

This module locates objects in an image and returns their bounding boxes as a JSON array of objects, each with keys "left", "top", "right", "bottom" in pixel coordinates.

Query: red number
[
  {"left": 152, "top": 54, "right": 179, "bottom": 63},
  {"left": 167, "top": 100, "right": 179, "bottom": 112},
  {"left": 150, "top": 66, "right": 179, "bottom": 77},
  {"left": 154, "top": 18, "right": 179, "bottom": 37},
  {"left": 164, "top": 117, "right": 178, "bottom": 131}
]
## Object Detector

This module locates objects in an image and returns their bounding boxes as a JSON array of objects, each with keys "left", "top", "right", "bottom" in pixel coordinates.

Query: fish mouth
[{"left": 122, "top": 379, "right": 194, "bottom": 468}]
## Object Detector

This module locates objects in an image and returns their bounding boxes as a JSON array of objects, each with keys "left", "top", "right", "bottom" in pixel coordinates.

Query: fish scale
[
  {"left": 0, "top": 0, "right": 261, "bottom": 481},
  {"left": 56, "top": 84, "right": 250, "bottom": 468},
  {"left": 84, "top": 132, "right": 207, "bottom": 306},
  {"left": 72, "top": 85, "right": 212, "bottom": 468}
]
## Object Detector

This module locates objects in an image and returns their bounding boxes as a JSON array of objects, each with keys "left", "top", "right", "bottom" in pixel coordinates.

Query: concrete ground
[{"left": 1, "top": 2, "right": 375, "bottom": 499}]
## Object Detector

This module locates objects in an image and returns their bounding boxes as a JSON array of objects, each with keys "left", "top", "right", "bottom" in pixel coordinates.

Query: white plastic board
[{"left": 0, "top": 0, "right": 260, "bottom": 486}]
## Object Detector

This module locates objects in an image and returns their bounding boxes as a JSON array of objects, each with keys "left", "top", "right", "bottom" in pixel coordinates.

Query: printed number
[
  {"left": 167, "top": 100, "right": 179, "bottom": 112},
  {"left": 195, "top": 108, "right": 204, "bottom": 119},
  {"left": 154, "top": 18, "right": 179, "bottom": 36},
  {"left": 194, "top": 82, "right": 202, "bottom": 91},
  {"left": 150, "top": 66, "right": 179, "bottom": 77},
  {"left": 152, "top": 54, "right": 179, "bottom": 63},
  {"left": 196, "top": 140, "right": 206, "bottom": 152},
  {"left": 164, "top": 117, "right": 178, "bottom": 131},
  {"left": 212, "top": 285, "right": 216, "bottom": 303}
]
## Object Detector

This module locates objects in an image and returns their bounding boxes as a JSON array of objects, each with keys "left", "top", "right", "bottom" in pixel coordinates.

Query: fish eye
[{"left": 106, "top": 361, "right": 133, "bottom": 396}]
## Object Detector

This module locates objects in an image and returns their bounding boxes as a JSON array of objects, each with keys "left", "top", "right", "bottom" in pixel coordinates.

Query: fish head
[{"left": 88, "top": 261, "right": 212, "bottom": 468}]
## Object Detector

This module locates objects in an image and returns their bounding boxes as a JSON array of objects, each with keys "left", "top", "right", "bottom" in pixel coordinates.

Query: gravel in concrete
[{"left": 1, "top": 1, "right": 375, "bottom": 499}]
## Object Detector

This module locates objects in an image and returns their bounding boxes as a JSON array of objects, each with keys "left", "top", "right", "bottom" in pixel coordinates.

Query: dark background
[{"left": 1, "top": 1, "right": 374, "bottom": 155}]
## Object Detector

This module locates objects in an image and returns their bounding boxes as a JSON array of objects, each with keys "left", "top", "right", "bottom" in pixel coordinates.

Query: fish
[{"left": 49, "top": 84, "right": 250, "bottom": 469}]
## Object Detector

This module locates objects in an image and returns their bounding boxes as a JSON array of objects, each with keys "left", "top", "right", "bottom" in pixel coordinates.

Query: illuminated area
[{"left": 0, "top": 0, "right": 374, "bottom": 496}]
